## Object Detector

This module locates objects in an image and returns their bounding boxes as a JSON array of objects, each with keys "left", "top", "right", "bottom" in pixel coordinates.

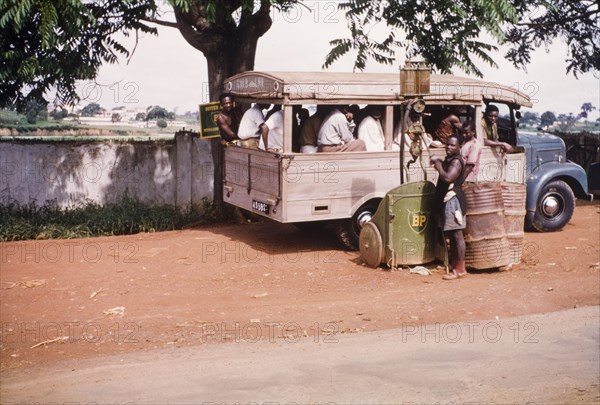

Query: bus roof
[{"left": 223, "top": 71, "right": 533, "bottom": 107}]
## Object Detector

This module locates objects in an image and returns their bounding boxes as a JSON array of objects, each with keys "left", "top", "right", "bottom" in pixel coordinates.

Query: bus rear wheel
[{"left": 335, "top": 200, "right": 381, "bottom": 250}]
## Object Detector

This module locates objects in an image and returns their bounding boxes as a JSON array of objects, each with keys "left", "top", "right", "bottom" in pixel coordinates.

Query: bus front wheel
[{"left": 532, "top": 180, "right": 575, "bottom": 232}]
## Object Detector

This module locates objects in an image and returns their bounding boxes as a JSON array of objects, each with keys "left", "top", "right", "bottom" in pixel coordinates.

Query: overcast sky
[{"left": 89, "top": 3, "right": 599, "bottom": 120}]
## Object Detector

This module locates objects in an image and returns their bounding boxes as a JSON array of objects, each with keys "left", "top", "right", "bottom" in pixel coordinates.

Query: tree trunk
[
  {"left": 172, "top": 2, "right": 273, "bottom": 215},
  {"left": 205, "top": 51, "right": 232, "bottom": 212},
  {"left": 204, "top": 40, "right": 259, "bottom": 214}
]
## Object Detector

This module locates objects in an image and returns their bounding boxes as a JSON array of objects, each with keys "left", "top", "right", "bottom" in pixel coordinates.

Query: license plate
[{"left": 252, "top": 199, "right": 270, "bottom": 214}]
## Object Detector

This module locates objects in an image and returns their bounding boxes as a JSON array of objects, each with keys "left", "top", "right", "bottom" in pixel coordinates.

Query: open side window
[{"left": 486, "top": 102, "right": 518, "bottom": 146}]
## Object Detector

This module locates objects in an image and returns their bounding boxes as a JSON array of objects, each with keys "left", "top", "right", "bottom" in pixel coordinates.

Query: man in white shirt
[
  {"left": 317, "top": 106, "right": 366, "bottom": 152},
  {"left": 238, "top": 103, "right": 270, "bottom": 149},
  {"left": 358, "top": 105, "right": 385, "bottom": 151},
  {"left": 260, "top": 108, "right": 284, "bottom": 153}
]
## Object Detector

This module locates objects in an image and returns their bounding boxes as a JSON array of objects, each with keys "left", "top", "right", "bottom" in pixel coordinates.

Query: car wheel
[
  {"left": 335, "top": 200, "right": 381, "bottom": 250},
  {"left": 532, "top": 180, "right": 575, "bottom": 232}
]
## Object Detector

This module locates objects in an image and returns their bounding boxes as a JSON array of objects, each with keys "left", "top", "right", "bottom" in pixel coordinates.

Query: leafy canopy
[
  {"left": 540, "top": 111, "right": 557, "bottom": 127},
  {"left": 1, "top": 0, "right": 597, "bottom": 109},
  {"left": 79, "top": 102, "right": 104, "bottom": 117},
  {"left": 146, "top": 106, "right": 175, "bottom": 121},
  {"left": 504, "top": 1, "right": 599, "bottom": 77},
  {"left": 0, "top": 0, "right": 300, "bottom": 108},
  {"left": 0, "top": 0, "right": 159, "bottom": 110},
  {"left": 324, "top": 0, "right": 599, "bottom": 77}
]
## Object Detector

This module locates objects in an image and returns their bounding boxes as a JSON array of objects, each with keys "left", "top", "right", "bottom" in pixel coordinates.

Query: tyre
[
  {"left": 359, "top": 221, "right": 384, "bottom": 268},
  {"left": 532, "top": 180, "right": 575, "bottom": 232},
  {"left": 335, "top": 199, "right": 381, "bottom": 250}
]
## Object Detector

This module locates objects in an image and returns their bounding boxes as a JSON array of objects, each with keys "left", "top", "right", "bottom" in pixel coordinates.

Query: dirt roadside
[
  {"left": 1, "top": 306, "right": 598, "bottom": 403},
  {"left": 0, "top": 201, "right": 598, "bottom": 374}
]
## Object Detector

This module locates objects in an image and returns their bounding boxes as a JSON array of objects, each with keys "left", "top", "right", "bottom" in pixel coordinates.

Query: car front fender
[{"left": 525, "top": 161, "right": 592, "bottom": 213}]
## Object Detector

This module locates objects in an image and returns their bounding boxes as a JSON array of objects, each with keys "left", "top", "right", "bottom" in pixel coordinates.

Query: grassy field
[
  {"left": 519, "top": 122, "right": 600, "bottom": 133},
  {"left": 0, "top": 110, "right": 200, "bottom": 136}
]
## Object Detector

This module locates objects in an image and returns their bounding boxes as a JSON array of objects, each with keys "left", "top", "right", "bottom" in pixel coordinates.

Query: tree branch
[
  {"left": 515, "top": 8, "right": 598, "bottom": 28},
  {"left": 239, "top": 0, "right": 272, "bottom": 38},
  {"left": 141, "top": 16, "right": 179, "bottom": 28}
]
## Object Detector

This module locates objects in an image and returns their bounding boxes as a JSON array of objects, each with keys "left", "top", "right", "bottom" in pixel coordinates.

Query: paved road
[{"left": 2, "top": 306, "right": 599, "bottom": 403}]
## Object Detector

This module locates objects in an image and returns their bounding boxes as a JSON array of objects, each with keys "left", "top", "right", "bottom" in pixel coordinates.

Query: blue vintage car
[{"left": 518, "top": 130, "right": 594, "bottom": 231}]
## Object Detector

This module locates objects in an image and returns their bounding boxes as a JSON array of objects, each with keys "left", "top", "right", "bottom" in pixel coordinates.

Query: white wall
[{"left": 0, "top": 133, "right": 214, "bottom": 208}]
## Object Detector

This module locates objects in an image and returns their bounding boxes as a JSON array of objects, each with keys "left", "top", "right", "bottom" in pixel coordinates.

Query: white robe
[{"left": 357, "top": 116, "right": 385, "bottom": 151}]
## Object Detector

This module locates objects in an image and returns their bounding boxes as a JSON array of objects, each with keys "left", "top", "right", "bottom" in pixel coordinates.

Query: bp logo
[{"left": 408, "top": 210, "right": 429, "bottom": 233}]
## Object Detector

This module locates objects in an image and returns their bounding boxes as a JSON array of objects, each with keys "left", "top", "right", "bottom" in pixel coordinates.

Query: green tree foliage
[
  {"left": 0, "top": 0, "right": 301, "bottom": 106},
  {"left": 145, "top": 0, "right": 299, "bottom": 97},
  {"left": 25, "top": 99, "right": 47, "bottom": 124},
  {"left": 135, "top": 112, "right": 147, "bottom": 121},
  {"left": 557, "top": 113, "right": 577, "bottom": 131},
  {"left": 325, "top": 0, "right": 598, "bottom": 76},
  {"left": 156, "top": 119, "right": 168, "bottom": 128},
  {"left": 0, "top": 0, "right": 158, "bottom": 110},
  {"left": 79, "top": 102, "right": 103, "bottom": 117},
  {"left": 3, "top": 1, "right": 598, "bottom": 105},
  {"left": 146, "top": 106, "right": 175, "bottom": 121},
  {"left": 324, "top": 0, "right": 516, "bottom": 75},
  {"left": 111, "top": 113, "right": 122, "bottom": 123},
  {"left": 540, "top": 111, "right": 556, "bottom": 128},
  {"left": 504, "top": 1, "right": 599, "bottom": 77},
  {"left": 49, "top": 108, "right": 69, "bottom": 120},
  {"left": 579, "top": 102, "right": 596, "bottom": 120},
  {"left": 519, "top": 111, "right": 539, "bottom": 126}
]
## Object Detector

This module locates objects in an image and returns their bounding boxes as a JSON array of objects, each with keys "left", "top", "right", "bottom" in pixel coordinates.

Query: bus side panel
[
  {"left": 282, "top": 152, "right": 433, "bottom": 223},
  {"left": 477, "top": 148, "right": 526, "bottom": 183},
  {"left": 223, "top": 146, "right": 282, "bottom": 221},
  {"left": 504, "top": 152, "right": 526, "bottom": 183},
  {"left": 281, "top": 149, "right": 525, "bottom": 223},
  {"left": 223, "top": 147, "right": 526, "bottom": 224}
]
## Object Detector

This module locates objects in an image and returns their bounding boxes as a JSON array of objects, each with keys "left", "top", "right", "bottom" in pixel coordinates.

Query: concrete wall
[{"left": 0, "top": 133, "right": 215, "bottom": 208}]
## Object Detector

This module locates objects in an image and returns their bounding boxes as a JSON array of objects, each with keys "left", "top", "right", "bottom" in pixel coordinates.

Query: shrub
[{"left": 0, "top": 196, "right": 219, "bottom": 241}]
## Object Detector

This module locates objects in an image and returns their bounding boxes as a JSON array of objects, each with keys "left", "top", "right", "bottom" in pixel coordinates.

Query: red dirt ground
[{"left": 1, "top": 201, "right": 598, "bottom": 372}]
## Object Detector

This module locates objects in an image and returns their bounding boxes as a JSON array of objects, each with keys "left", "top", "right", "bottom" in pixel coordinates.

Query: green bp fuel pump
[{"left": 359, "top": 181, "right": 437, "bottom": 268}]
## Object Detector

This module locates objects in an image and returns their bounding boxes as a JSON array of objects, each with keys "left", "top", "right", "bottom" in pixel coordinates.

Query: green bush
[{"left": 0, "top": 196, "right": 220, "bottom": 241}]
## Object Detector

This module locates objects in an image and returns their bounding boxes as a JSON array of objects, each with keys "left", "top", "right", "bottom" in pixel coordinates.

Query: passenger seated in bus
[
  {"left": 299, "top": 105, "right": 327, "bottom": 153},
  {"left": 293, "top": 107, "right": 310, "bottom": 152},
  {"left": 216, "top": 93, "right": 242, "bottom": 143},
  {"left": 481, "top": 104, "right": 514, "bottom": 153},
  {"left": 259, "top": 108, "right": 284, "bottom": 153},
  {"left": 346, "top": 104, "right": 361, "bottom": 135},
  {"left": 358, "top": 105, "right": 385, "bottom": 151},
  {"left": 317, "top": 105, "right": 367, "bottom": 152},
  {"left": 297, "top": 108, "right": 309, "bottom": 128},
  {"left": 434, "top": 108, "right": 462, "bottom": 144},
  {"left": 238, "top": 103, "right": 270, "bottom": 149},
  {"left": 265, "top": 104, "right": 281, "bottom": 121}
]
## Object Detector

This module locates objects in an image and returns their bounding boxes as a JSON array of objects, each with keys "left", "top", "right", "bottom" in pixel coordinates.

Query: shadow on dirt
[{"left": 198, "top": 220, "right": 343, "bottom": 256}]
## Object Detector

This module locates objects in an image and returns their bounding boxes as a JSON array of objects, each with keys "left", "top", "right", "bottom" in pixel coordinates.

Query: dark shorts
[{"left": 439, "top": 196, "right": 466, "bottom": 231}]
